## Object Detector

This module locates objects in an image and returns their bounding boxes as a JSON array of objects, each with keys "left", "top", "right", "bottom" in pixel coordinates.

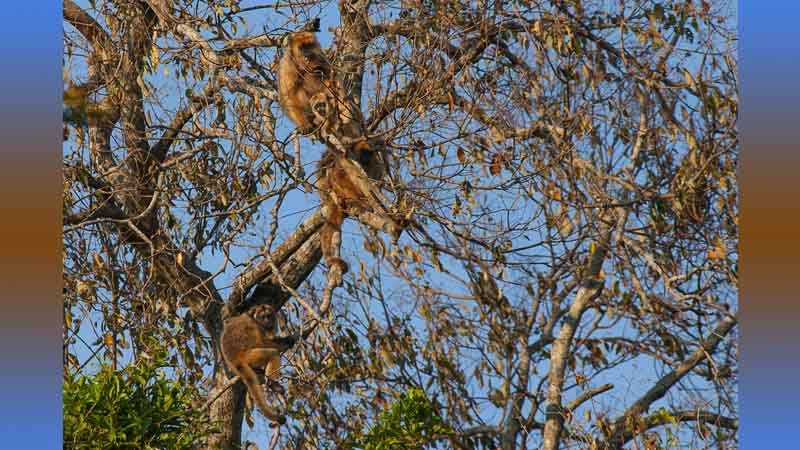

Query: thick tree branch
[
  {"left": 665, "top": 410, "right": 738, "bottom": 430},
  {"left": 243, "top": 234, "right": 323, "bottom": 313},
  {"left": 221, "top": 34, "right": 282, "bottom": 52},
  {"left": 63, "top": 0, "right": 113, "bottom": 54},
  {"left": 542, "top": 222, "right": 614, "bottom": 450},
  {"left": 227, "top": 211, "right": 325, "bottom": 310},
  {"left": 606, "top": 314, "right": 738, "bottom": 448},
  {"left": 602, "top": 409, "right": 738, "bottom": 449}
]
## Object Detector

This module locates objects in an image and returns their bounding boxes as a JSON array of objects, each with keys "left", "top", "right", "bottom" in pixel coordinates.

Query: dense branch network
[{"left": 62, "top": 0, "right": 738, "bottom": 449}]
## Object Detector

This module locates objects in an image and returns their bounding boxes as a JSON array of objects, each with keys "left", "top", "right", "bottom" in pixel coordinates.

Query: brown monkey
[
  {"left": 220, "top": 304, "right": 296, "bottom": 426},
  {"left": 278, "top": 32, "right": 335, "bottom": 130},
  {"left": 316, "top": 141, "right": 408, "bottom": 284},
  {"left": 279, "top": 33, "right": 409, "bottom": 284},
  {"left": 278, "top": 31, "right": 364, "bottom": 137}
]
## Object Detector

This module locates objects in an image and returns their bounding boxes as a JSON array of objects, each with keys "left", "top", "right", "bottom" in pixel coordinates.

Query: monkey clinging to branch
[
  {"left": 316, "top": 141, "right": 410, "bottom": 286},
  {"left": 278, "top": 32, "right": 335, "bottom": 131},
  {"left": 220, "top": 304, "right": 296, "bottom": 426},
  {"left": 278, "top": 31, "right": 412, "bottom": 286},
  {"left": 278, "top": 31, "right": 364, "bottom": 139}
]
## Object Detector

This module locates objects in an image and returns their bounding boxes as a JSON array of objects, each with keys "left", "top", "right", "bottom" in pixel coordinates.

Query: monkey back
[{"left": 221, "top": 310, "right": 276, "bottom": 359}]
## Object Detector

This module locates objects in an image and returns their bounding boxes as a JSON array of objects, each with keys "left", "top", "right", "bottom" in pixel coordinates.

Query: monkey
[
  {"left": 278, "top": 32, "right": 335, "bottom": 130},
  {"left": 278, "top": 31, "right": 365, "bottom": 138},
  {"left": 220, "top": 304, "right": 297, "bottom": 426},
  {"left": 278, "top": 33, "right": 412, "bottom": 285},
  {"left": 316, "top": 140, "right": 410, "bottom": 285},
  {"left": 244, "top": 304, "right": 287, "bottom": 393}
]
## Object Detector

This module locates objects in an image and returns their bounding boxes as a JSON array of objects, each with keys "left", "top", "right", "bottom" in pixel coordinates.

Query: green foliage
[
  {"left": 351, "top": 389, "right": 453, "bottom": 450},
  {"left": 63, "top": 347, "right": 216, "bottom": 450}
]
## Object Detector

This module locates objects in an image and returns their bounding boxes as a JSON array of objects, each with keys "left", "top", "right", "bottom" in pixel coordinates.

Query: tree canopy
[{"left": 63, "top": 0, "right": 738, "bottom": 448}]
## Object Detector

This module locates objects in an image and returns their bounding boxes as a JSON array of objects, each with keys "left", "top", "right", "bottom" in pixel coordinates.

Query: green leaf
[{"left": 63, "top": 345, "right": 215, "bottom": 450}]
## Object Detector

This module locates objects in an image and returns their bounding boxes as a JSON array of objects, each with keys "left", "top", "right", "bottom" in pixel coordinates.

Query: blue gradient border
[
  {"left": 0, "top": 2, "right": 63, "bottom": 449},
  {"left": 739, "top": 1, "right": 800, "bottom": 449}
]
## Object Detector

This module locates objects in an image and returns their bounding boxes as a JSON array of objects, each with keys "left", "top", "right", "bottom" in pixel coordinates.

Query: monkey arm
[
  {"left": 336, "top": 157, "right": 406, "bottom": 240},
  {"left": 303, "top": 52, "right": 332, "bottom": 78},
  {"left": 265, "top": 355, "right": 281, "bottom": 383},
  {"left": 337, "top": 157, "right": 392, "bottom": 206},
  {"left": 264, "top": 335, "right": 298, "bottom": 351},
  {"left": 348, "top": 209, "right": 400, "bottom": 240}
]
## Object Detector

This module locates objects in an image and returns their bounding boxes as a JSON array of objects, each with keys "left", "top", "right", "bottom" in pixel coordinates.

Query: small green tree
[
  {"left": 63, "top": 347, "right": 216, "bottom": 450},
  {"left": 352, "top": 389, "right": 453, "bottom": 450}
]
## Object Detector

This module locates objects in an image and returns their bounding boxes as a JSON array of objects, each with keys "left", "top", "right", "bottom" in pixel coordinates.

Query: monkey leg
[
  {"left": 281, "top": 91, "right": 314, "bottom": 130},
  {"left": 264, "top": 354, "right": 285, "bottom": 394},
  {"left": 352, "top": 209, "right": 405, "bottom": 244},
  {"left": 338, "top": 158, "right": 395, "bottom": 213},
  {"left": 235, "top": 349, "right": 286, "bottom": 425},
  {"left": 256, "top": 338, "right": 295, "bottom": 421}
]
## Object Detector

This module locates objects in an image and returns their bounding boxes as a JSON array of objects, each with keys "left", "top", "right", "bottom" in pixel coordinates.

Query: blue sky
[{"left": 63, "top": 1, "right": 738, "bottom": 447}]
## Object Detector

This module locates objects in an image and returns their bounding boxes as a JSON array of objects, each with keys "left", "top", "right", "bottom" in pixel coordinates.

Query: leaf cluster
[
  {"left": 63, "top": 347, "right": 216, "bottom": 450},
  {"left": 349, "top": 388, "right": 453, "bottom": 450}
]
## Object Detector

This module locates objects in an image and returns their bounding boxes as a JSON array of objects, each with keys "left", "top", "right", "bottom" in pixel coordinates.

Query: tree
[
  {"left": 63, "top": 344, "right": 216, "bottom": 449},
  {"left": 63, "top": 0, "right": 738, "bottom": 449},
  {"left": 350, "top": 388, "right": 453, "bottom": 450}
]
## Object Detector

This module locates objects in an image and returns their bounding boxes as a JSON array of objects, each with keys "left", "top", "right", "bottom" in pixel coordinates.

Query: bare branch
[
  {"left": 63, "top": 0, "right": 113, "bottom": 54},
  {"left": 606, "top": 314, "right": 738, "bottom": 447},
  {"left": 566, "top": 383, "right": 614, "bottom": 412}
]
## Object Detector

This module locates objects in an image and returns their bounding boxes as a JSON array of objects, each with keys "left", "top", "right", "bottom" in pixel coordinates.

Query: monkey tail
[{"left": 234, "top": 362, "right": 286, "bottom": 425}]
